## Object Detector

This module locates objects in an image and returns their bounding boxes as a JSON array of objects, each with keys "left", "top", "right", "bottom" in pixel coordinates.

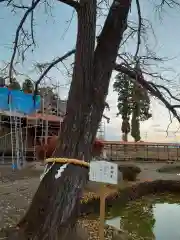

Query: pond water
[{"left": 105, "top": 193, "right": 180, "bottom": 240}]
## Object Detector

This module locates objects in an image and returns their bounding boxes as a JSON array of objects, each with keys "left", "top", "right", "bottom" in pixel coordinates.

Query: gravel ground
[
  {"left": 0, "top": 165, "right": 117, "bottom": 239},
  {"left": 0, "top": 161, "right": 180, "bottom": 239},
  {"left": 114, "top": 161, "right": 180, "bottom": 181},
  {"left": 0, "top": 167, "right": 40, "bottom": 229}
]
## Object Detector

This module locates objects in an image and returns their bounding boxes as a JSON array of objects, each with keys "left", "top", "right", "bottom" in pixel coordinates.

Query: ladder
[{"left": 10, "top": 116, "right": 24, "bottom": 169}]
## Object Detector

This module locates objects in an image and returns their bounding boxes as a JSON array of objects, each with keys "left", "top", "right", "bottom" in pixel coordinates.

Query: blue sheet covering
[
  {"left": 0, "top": 87, "right": 41, "bottom": 114},
  {"left": 0, "top": 87, "right": 9, "bottom": 111}
]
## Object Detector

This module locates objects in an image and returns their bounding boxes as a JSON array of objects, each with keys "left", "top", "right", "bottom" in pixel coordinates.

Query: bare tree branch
[
  {"left": 148, "top": 82, "right": 180, "bottom": 103},
  {"left": 9, "top": 0, "right": 41, "bottom": 82},
  {"left": 31, "top": 0, "right": 36, "bottom": 46},
  {"left": 0, "top": 0, "right": 12, "bottom": 2},
  {"left": 154, "top": 0, "right": 180, "bottom": 18},
  {"left": 30, "top": 40, "right": 180, "bottom": 124},
  {"left": 0, "top": 0, "right": 28, "bottom": 8},
  {"left": 56, "top": 0, "right": 80, "bottom": 10},
  {"left": 165, "top": 110, "right": 173, "bottom": 136},
  {"left": 102, "top": 114, "right": 110, "bottom": 123},
  {"left": 114, "top": 63, "right": 180, "bottom": 122},
  {"left": 2, "top": 0, "right": 180, "bottom": 125},
  {"left": 134, "top": 0, "right": 141, "bottom": 60},
  {"left": 160, "top": 0, "right": 180, "bottom": 8},
  {"left": 34, "top": 49, "right": 76, "bottom": 97},
  {"left": 11, "top": 3, "right": 29, "bottom": 9},
  {"left": 61, "top": 9, "right": 76, "bottom": 40}
]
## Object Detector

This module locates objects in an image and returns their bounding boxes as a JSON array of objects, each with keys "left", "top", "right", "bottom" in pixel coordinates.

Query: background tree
[
  {"left": 8, "top": 78, "right": 21, "bottom": 90},
  {"left": 114, "top": 73, "right": 151, "bottom": 142},
  {"left": 22, "top": 79, "right": 34, "bottom": 93},
  {"left": 0, "top": 77, "right": 5, "bottom": 87},
  {"left": 1, "top": 0, "right": 180, "bottom": 239},
  {"left": 131, "top": 81, "right": 152, "bottom": 142},
  {"left": 113, "top": 73, "right": 132, "bottom": 141},
  {"left": 38, "top": 86, "right": 64, "bottom": 115},
  {"left": 131, "top": 101, "right": 141, "bottom": 142}
]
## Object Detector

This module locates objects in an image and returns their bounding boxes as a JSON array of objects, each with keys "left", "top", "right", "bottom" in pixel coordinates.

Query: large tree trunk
[
  {"left": 122, "top": 133, "right": 128, "bottom": 142},
  {"left": 7, "top": 0, "right": 132, "bottom": 239}
]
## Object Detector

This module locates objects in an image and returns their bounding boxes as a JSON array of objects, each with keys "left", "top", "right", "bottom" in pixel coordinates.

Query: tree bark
[
  {"left": 8, "top": 0, "right": 132, "bottom": 239},
  {"left": 122, "top": 133, "right": 128, "bottom": 142}
]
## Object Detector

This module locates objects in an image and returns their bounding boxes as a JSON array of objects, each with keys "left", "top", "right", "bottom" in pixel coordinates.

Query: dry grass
[{"left": 78, "top": 218, "right": 118, "bottom": 240}]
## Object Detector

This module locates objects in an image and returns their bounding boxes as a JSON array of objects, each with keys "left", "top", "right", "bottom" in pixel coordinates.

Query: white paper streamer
[
  {"left": 40, "top": 162, "right": 55, "bottom": 181},
  {"left": 55, "top": 163, "right": 68, "bottom": 179}
]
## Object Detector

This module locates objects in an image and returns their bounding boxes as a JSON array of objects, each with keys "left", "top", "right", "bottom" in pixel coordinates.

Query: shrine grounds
[{"left": 0, "top": 161, "right": 180, "bottom": 239}]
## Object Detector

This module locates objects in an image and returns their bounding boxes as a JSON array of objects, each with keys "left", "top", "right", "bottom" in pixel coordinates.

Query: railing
[
  {"left": 0, "top": 132, "right": 12, "bottom": 151},
  {"left": 104, "top": 142, "right": 180, "bottom": 161}
]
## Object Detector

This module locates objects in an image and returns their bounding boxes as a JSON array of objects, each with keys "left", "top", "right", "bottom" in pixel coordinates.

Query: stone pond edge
[{"left": 80, "top": 180, "right": 180, "bottom": 216}]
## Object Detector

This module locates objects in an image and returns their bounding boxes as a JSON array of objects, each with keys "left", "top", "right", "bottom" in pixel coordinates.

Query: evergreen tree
[
  {"left": 114, "top": 73, "right": 151, "bottom": 142},
  {"left": 131, "top": 81, "right": 152, "bottom": 142},
  {"left": 113, "top": 73, "right": 133, "bottom": 141},
  {"left": 8, "top": 78, "right": 21, "bottom": 90},
  {"left": 131, "top": 102, "right": 141, "bottom": 142},
  {"left": 0, "top": 77, "right": 5, "bottom": 87},
  {"left": 22, "top": 79, "right": 34, "bottom": 93}
]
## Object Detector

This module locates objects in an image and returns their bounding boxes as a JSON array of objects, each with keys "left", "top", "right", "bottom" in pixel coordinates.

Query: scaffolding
[
  {"left": 0, "top": 83, "right": 110, "bottom": 166},
  {"left": 10, "top": 115, "right": 24, "bottom": 169},
  {"left": 97, "top": 120, "right": 105, "bottom": 140},
  {"left": 0, "top": 87, "right": 40, "bottom": 169},
  {"left": 33, "top": 87, "right": 63, "bottom": 162}
]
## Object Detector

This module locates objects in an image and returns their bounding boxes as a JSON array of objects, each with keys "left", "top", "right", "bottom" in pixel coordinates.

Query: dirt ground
[
  {"left": 0, "top": 161, "right": 180, "bottom": 239},
  {"left": 116, "top": 161, "right": 180, "bottom": 181}
]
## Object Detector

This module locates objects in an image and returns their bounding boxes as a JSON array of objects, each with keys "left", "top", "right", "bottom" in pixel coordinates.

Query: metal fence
[{"left": 103, "top": 141, "right": 180, "bottom": 161}]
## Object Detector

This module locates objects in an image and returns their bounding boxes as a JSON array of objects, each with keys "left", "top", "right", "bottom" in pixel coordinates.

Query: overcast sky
[{"left": 1, "top": 0, "right": 180, "bottom": 142}]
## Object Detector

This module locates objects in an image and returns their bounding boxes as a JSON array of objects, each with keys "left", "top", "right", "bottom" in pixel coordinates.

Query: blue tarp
[
  {"left": 0, "top": 88, "right": 41, "bottom": 114},
  {"left": 0, "top": 88, "right": 9, "bottom": 110}
]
